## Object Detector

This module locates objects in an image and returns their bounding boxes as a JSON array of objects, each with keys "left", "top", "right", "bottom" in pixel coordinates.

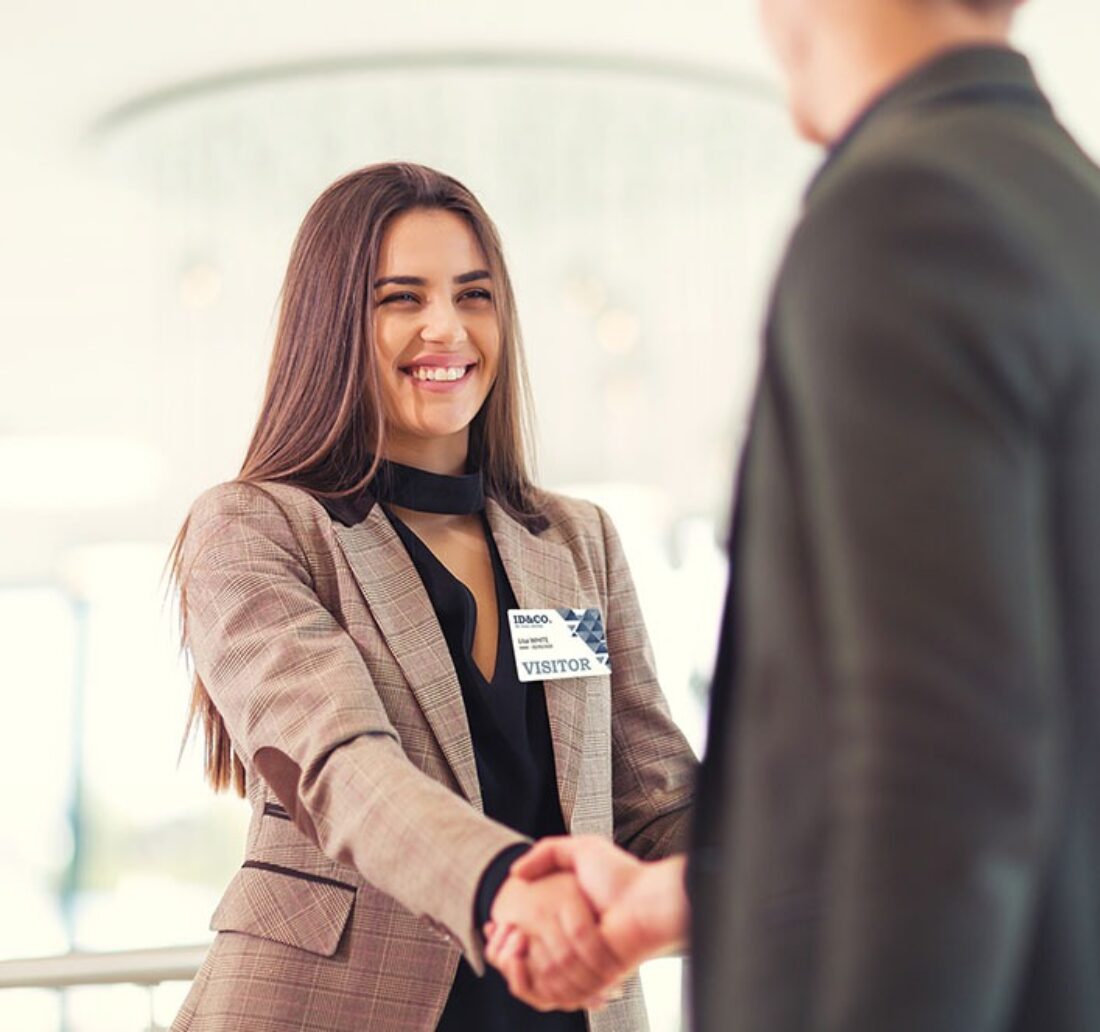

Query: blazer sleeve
[
  {"left": 180, "top": 482, "right": 528, "bottom": 972},
  {"left": 775, "top": 162, "right": 1069, "bottom": 1031},
  {"left": 596, "top": 505, "right": 698, "bottom": 861}
]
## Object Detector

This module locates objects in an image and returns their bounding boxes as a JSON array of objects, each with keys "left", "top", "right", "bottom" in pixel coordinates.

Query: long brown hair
[{"left": 172, "top": 162, "right": 543, "bottom": 794}]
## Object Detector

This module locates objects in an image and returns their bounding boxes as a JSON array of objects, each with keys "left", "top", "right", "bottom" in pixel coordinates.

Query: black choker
[{"left": 371, "top": 460, "right": 485, "bottom": 516}]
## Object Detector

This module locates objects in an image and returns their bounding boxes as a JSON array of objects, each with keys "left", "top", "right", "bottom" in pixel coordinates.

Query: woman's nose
[{"left": 420, "top": 300, "right": 467, "bottom": 344}]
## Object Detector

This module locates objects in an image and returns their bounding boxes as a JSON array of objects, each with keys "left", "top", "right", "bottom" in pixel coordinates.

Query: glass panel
[
  {"left": 0, "top": 588, "right": 76, "bottom": 960},
  {"left": 64, "top": 543, "right": 247, "bottom": 953}
]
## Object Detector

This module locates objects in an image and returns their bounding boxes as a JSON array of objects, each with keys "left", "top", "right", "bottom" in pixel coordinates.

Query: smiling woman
[
  {"left": 223, "top": 163, "right": 541, "bottom": 534},
  {"left": 371, "top": 208, "right": 502, "bottom": 464},
  {"left": 166, "top": 162, "right": 697, "bottom": 1032}
]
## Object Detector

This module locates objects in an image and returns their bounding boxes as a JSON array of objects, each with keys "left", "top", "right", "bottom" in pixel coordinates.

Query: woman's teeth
[{"left": 410, "top": 366, "right": 468, "bottom": 382}]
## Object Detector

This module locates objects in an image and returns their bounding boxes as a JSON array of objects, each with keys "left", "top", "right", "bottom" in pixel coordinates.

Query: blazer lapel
[
  {"left": 331, "top": 506, "right": 483, "bottom": 809},
  {"left": 486, "top": 499, "right": 590, "bottom": 830}
]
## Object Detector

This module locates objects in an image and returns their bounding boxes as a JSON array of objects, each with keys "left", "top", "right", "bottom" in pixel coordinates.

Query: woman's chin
[{"left": 391, "top": 419, "right": 475, "bottom": 446}]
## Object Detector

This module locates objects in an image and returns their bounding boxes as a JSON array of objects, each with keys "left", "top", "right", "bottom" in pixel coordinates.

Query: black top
[
  {"left": 689, "top": 46, "right": 1100, "bottom": 1032},
  {"left": 326, "top": 460, "right": 584, "bottom": 1032}
]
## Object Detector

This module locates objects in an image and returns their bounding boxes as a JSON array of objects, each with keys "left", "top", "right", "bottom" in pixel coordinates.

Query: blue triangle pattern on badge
[
  {"left": 556, "top": 607, "right": 611, "bottom": 670},
  {"left": 558, "top": 608, "right": 582, "bottom": 634}
]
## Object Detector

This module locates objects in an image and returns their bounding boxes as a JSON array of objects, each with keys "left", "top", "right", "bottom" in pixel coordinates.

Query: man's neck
[{"left": 806, "top": 6, "right": 1015, "bottom": 145}]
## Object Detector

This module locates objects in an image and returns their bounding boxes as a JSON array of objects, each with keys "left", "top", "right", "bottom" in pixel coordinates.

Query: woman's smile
[{"left": 400, "top": 356, "right": 480, "bottom": 392}]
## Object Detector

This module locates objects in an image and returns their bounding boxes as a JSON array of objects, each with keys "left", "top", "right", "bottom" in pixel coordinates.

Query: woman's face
[{"left": 371, "top": 207, "right": 501, "bottom": 462}]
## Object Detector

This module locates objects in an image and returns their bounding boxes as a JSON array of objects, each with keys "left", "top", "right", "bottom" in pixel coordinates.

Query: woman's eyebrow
[
  {"left": 372, "top": 269, "right": 491, "bottom": 289},
  {"left": 373, "top": 275, "right": 425, "bottom": 288}
]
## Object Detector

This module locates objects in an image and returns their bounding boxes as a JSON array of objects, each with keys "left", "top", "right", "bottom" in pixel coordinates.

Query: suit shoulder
[
  {"left": 798, "top": 105, "right": 1038, "bottom": 256},
  {"left": 187, "top": 480, "right": 329, "bottom": 539},
  {"left": 531, "top": 490, "right": 616, "bottom": 565},
  {"left": 805, "top": 151, "right": 975, "bottom": 233},
  {"left": 535, "top": 489, "right": 605, "bottom": 537},
  {"left": 784, "top": 148, "right": 1017, "bottom": 309}
]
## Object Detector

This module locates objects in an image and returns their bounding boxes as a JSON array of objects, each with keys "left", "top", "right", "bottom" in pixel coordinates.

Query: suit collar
[
  {"left": 330, "top": 495, "right": 590, "bottom": 828},
  {"left": 321, "top": 491, "right": 376, "bottom": 528},
  {"left": 331, "top": 503, "right": 484, "bottom": 806},
  {"left": 486, "top": 499, "right": 588, "bottom": 828},
  {"left": 806, "top": 45, "right": 1049, "bottom": 206}
]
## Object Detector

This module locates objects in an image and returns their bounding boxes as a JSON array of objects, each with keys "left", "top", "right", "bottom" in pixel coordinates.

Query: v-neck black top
[
  {"left": 385, "top": 513, "right": 567, "bottom": 845},
  {"left": 322, "top": 461, "right": 583, "bottom": 1032}
]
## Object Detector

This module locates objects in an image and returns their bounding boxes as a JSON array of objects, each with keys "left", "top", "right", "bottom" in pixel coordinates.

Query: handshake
[{"left": 483, "top": 836, "right": 689, "bottom": 1013}]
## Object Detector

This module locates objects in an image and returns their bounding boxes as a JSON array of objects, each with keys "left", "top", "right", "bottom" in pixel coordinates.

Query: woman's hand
[{"left": 487, "top": 870, "right": 623, "bottom": 1011}]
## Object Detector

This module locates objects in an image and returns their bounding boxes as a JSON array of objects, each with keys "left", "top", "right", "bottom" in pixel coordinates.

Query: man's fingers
[
  {"left": 509, "top": 838, "right": 577, "bottom": 880},
  {"left": 483, "top": 920, "right": 499, "bottom": 963},
  {"left": 532, "top": 913, "right": 613, "bottom": 1006},
  {"left": 558, "top": 900, "right": 626, "bottom": 981},
  {"left": 499, "top": 934, "right": 565, "bottom": 1013},
  {"left": 502, "top": 926, "right": 623, "bottom": 1015},
  {"left": 500, "top": 953, "right": 535, "bottom": 1006},
  {"left": 496, "top": 927, "right": 541, "bottom": 1007},
  {"left": 524, "top": 937, "right": 587, "bottom": 1011},
  {"left": 484, "top": 921, "right": 513, "bottom": 967},
  {"left": 488, "top": 924, "right": 526, "bottom": 974}
]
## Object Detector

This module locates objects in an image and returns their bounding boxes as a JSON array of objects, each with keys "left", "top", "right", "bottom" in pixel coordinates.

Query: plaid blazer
[{"left": 171, "top": 480, "right": 697, "bottom": 1032}]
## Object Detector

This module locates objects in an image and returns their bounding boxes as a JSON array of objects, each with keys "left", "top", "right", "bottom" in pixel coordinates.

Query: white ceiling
[{"left": 0, "top": 0, "right": 1096, "bottom": 586}]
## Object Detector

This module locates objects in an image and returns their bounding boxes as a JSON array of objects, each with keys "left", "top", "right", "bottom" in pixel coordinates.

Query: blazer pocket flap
[{"left": 210, "top": 861, "right": 356, "bottom": 957}]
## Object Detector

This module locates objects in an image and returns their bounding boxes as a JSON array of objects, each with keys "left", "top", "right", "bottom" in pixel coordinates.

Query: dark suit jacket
[{"left": 690, "top": 46, "right": 1100, "bottom": 1032}]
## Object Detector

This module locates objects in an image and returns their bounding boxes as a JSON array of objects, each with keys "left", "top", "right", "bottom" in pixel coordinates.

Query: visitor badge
[{"left": 507, "top": 608, "right": 612, "bottom": 682}]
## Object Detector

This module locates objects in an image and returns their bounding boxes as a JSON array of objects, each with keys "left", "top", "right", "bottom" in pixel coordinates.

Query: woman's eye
[
  {"left": 459, "top": 289, "right": 493, "bottom": 303},
  {"left": 378, "top": 292, "right": 419, "bottom": 305}
]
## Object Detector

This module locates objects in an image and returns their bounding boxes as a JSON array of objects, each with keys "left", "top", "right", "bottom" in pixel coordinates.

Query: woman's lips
[{"left": 400, "top": 362, "right": 477, "bottom": 393}]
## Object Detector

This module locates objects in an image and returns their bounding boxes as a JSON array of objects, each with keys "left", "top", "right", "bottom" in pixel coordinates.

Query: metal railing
[
  {"left": 0, "top": 944, "right": 207, "bottom": 991},
  {"left": 0, "top": 945, "right": 208, "bottom": 1032}
]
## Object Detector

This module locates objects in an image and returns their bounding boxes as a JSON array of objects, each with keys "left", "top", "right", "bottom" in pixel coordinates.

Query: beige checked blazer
[{"left": 171, "top": 479, "right": 697, "bottom": 1032}]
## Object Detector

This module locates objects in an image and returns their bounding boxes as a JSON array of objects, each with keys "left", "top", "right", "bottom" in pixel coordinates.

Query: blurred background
[{"left": 0, "top": 1, "right": 1093, "bottom": 1029}]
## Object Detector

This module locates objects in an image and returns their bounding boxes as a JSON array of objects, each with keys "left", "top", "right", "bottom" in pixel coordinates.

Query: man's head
[{"left": 759, "top": 0, "right": 1027, "bottom": 144}]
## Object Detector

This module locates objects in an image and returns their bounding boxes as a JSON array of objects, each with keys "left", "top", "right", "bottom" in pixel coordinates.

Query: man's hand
[
  {"left": 513, "top": 836, "right": 643, "bottom": 915},
  {"left": 486, "top": 869, "right": 623, "bottom": 1012},
  {"left": 484, "top": 837, "right": 691, "bottom": 1010}
]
